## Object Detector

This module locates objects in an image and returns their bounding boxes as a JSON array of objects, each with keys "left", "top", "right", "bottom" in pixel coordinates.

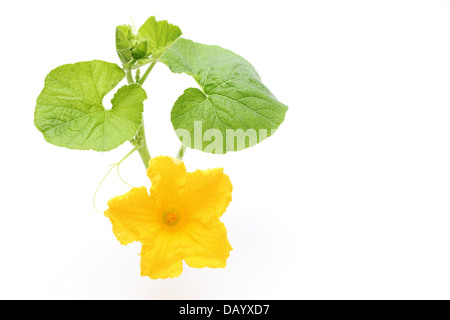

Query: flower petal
[
  {"left": 147, "top": 156, "right": 187, "bottom": 205},
  {"left": 140, "top": 229, "right": 184, "bottom": 279},
  {"left": 182, "top": 219, "right": 233, "bottom": 269},
  {"left": 105, "top": 187, "right": 161, "bottom": 245},
  {"left": 184, "top": 168, "right": 232, "bottom": 221}
]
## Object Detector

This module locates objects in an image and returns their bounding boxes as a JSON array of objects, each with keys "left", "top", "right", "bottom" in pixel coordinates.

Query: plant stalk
[
  {"left": 125, "top": 67, "right": 151, "bottom": 170},
  {"left": 139, "top": 62, "right": 157, "bottom": 86},
  {"left": 135, "top": 124, "right": 151, "bottom": 169},
  {"left": 176, "top": 144, "right": 187, "bottom": 160},
  {"left": 125, "top": 69, "right": 134, "bottom": 83}
]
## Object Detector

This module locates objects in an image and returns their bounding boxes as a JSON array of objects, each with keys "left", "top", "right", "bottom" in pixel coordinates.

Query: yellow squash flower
[{"left": 105, "top": 156, "right": 233, "bottom": 279}]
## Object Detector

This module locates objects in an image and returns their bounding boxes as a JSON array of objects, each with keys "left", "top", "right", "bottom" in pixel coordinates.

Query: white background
[{"left": 1, "top": 0, "right": 450, "bottom": 299}]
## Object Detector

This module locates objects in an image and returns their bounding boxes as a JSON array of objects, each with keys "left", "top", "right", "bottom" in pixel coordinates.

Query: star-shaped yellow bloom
[{"left": 105, "top": 156, "right": 233, "bottom": 279}]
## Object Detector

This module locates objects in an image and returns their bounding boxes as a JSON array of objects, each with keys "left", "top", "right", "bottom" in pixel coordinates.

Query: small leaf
[
  {"left": 160, "top": 38, "right": 288, "bottom": 154},
  {"left": 137, "top": 16, "right": 182, "bottom": 59},
  {"left": 131, "top": 39, "right": 152, "bottom": 60},
  {"left": 116, "top": 17, "right": 181, "bottom": 68},
  {"left": 35, "top": 60, "right": 147, "bottom": 151},
  {"left": 116, "top": 25, "right": 135, "bottom": 66}
]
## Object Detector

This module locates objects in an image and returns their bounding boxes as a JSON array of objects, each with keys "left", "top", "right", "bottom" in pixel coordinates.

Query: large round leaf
[
  {"left": 161, "top": 39, "right": 288, "bottom": 154},
  {"left": 35, "top": 60, "right": 147, "bottom": 151}
]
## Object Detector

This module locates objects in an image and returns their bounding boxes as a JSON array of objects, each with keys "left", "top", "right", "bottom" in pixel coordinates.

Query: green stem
[
  {"left": 138, "top": 61, "right": 157, "bottom": 86},
  {"left": 176, "top": 144, "right": 187, "bottom": 160},
  {"left": 125, "top": 66, "right": 151, "bottom": 170},
  {"left": 135, "top": 68, "right": 141, "bottom": 83},
  {"left": 125, "top": 69, "right": 134, "bottom": 83},
  {"left": 135, "top": 124, "right": 151, "bottom": 169}
]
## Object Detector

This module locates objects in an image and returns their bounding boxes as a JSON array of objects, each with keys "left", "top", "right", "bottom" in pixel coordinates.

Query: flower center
[{"left": 162, "top": 209, "right": 179, "bottom": 226}]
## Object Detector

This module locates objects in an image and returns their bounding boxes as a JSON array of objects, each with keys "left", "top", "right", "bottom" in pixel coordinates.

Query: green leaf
[
  {"left": 137, "top": 16, "right": 182, "bottom": 59},
  {"left": 35, "top": 60, "right": 147, "bottom": 152},
  {"left": 116, "top": 17, "right": 181, "bottom": 68},
  {"left": 131, "top": 39, "right": 152, "bottom": 60},
  {"left": 160, "top": 38, "right": 288, "bottom": 154},
  {"left": 116, "top": 25, "right": 135, "bottom": 66}
]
